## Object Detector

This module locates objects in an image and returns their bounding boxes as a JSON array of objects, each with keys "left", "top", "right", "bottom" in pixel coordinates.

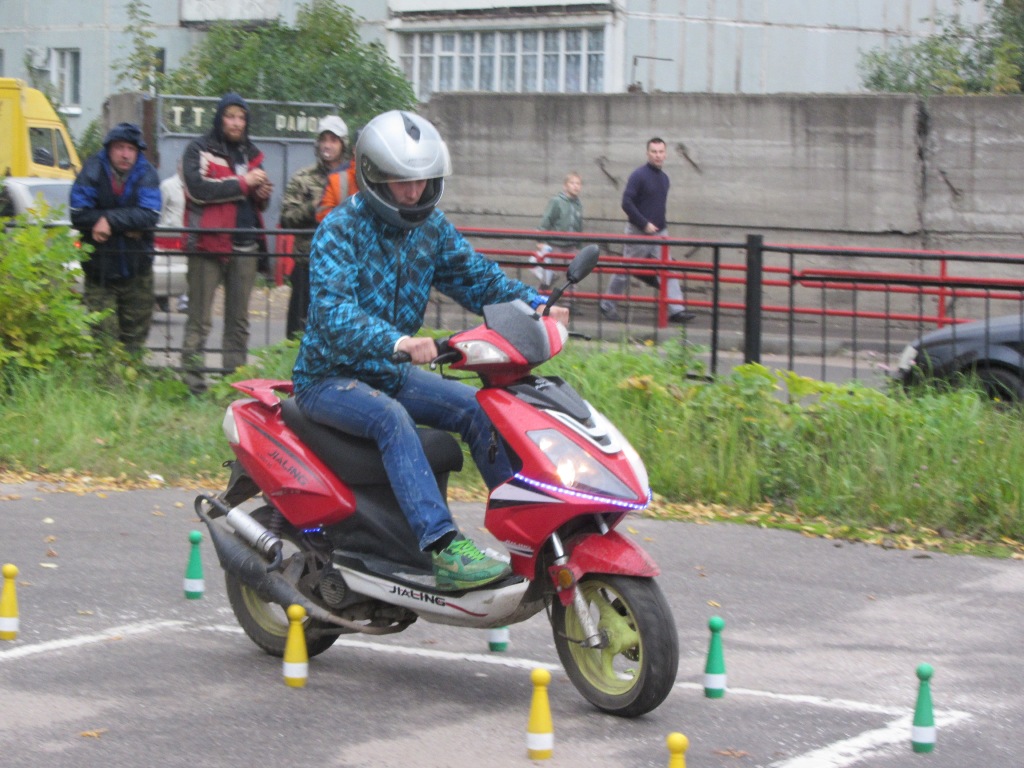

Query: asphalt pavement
[{"left": 1, "top": 484, "right": 1022, "bottom": 767}]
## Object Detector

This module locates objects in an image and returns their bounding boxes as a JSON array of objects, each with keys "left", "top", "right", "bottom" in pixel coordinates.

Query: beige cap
[{"left": 317, "top": 115, "right": 349, "bottom": 141}]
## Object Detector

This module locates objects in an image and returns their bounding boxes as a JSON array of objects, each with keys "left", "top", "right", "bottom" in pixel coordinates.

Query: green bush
[{"left": 0, "top": 214, "right": 105, "bottom": 377}]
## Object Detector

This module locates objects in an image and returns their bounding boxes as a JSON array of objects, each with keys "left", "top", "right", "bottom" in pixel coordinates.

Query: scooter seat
[{"left": 280, "top": 398, "right": 464, "bottom": 486}]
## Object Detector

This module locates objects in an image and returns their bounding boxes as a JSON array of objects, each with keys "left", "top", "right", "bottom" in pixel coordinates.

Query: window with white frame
[
  {"left": 50, "top": 48, "right": 81, "bottom": 108},
  {"left": 400, "top": 27, "right": 604, "bottom": 100}
]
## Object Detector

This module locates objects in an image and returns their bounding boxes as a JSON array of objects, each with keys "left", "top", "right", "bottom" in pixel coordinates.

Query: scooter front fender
[{"left": 550, "top": 530, "right": 660, "bottom": 607}]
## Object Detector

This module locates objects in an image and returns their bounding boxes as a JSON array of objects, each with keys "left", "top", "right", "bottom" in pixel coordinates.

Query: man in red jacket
[{"left": 180, "top": 92, "right": 273, "bottom": 395}]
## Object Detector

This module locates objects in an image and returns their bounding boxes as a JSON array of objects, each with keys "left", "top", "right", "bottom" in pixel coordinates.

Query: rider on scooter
[{"left": 292, "top": 110, "right": 569, "bottom": 590}]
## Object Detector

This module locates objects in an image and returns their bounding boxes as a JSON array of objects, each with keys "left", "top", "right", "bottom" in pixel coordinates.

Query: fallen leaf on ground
[{"left": 79, "top": 728, "right": 108, "bottom": 739}]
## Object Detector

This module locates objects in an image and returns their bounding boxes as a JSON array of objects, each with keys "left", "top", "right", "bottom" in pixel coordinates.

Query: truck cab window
[
  {"left": 56, "top": 132, "right": 73, "bottom": 170},
  {"left": 29, "top": 127, "right": 56, "bottom": 167}
]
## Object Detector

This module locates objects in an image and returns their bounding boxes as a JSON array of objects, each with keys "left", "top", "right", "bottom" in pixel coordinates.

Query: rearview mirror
[{"left": 566, "top": 244, "right": 600, "bottom": 284}]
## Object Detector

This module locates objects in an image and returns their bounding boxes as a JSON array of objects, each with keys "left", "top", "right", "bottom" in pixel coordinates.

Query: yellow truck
[{"left": 0, "top": 78, "right": 80, "bottom": 179}]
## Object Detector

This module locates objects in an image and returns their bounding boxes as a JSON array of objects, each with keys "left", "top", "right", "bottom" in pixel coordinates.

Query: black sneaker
[
  {"left": 432, "top": 535, "right": 511, "bottom": 590},
  {"left": 669, "top": 311, "right": 696, "bottom": 324},
  {"left": 600, "top": 305, "right": 623, "bottom": 322}
]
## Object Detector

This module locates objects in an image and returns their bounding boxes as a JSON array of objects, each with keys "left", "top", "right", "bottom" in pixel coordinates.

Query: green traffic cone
[
  {"left": 488, "top": 626, "right": 510, "bottom": 652},
  {"left": 912, "top": 663, "right": 936, "bottom": 753},
  {"left": 703, "top": 615, "right": 726, "bottom": 698},
  {"left": 183, "top": 530, "right": 205, "bottom": 600}
]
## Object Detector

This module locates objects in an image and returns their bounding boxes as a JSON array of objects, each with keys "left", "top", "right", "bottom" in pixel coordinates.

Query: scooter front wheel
[
  {"left": 224, "top": 505, "right": 339, "bottom": 659},
  {"left": 551, "top": 574, "right": 679, "bottom": 717}
]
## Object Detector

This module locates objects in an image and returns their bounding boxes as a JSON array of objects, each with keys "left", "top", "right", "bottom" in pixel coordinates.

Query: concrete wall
[{"left": 423, "top": 93, "right": 1024, "bottom": 256}]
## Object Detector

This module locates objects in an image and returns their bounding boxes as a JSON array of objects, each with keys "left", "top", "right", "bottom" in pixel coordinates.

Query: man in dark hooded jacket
[
  {"left": 180, "top": 92, "right": 273, "bottom": 395},
  {"left": 70, "top": 122, "right": 161, "bottom": 354}
]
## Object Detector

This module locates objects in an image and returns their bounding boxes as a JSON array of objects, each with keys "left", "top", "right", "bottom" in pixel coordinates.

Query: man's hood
[{"left": 213, "top": 92, "right": 250, "bottom": 145}]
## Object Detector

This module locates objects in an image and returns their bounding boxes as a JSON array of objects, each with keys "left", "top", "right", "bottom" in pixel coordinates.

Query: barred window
[
  {"left": 50, "top": 48, "right": 81, "bottom": 107},
  {"left": 400, "top": 27, "right": 605, "bottom": 100}
]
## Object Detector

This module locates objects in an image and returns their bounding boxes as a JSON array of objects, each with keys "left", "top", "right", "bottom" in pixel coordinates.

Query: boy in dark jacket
[{"left": 70, "top": 122, "right": 161, "bottom": 354}]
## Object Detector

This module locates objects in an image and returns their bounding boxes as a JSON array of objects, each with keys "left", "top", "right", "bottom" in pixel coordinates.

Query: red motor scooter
[{"left": 195, "top": 245, "right": 679, "bottom": 717}]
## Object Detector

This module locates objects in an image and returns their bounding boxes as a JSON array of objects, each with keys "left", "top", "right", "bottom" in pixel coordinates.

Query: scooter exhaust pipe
[
  {"left": 199, "top": 509, "right": 306, "bottom": 608},
  {"left": 194, "top": 496, "right": 399, "bottom": 635},
  {"left": 194, "top": 502, "right": 370, "bottom": 632}
]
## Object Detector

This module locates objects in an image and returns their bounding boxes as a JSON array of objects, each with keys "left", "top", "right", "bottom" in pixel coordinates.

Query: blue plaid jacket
[{"left": 293, "top": 194, "right": 542, "bottom": 396}]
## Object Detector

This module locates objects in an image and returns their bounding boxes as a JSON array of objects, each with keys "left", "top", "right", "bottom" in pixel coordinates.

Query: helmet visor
[
  {"left": 361, "top": 140, "right": 452, "bottom": 183},
  {"left": 358, "top": 111, "right": 454, "bottom": 184}
]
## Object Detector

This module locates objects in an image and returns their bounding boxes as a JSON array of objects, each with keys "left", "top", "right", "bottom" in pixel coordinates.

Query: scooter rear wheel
[
  {"left": 551, "top": 574, "right": 679, "bottom": 717},
  {"left": 224, "top": 505, "right": 339, "bottom": 658}
]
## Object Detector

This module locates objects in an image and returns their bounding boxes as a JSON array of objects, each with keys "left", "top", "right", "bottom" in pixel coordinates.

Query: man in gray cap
[
  {"left": 70, "top": 122, "right": 162, "bottom": 354},
  {"left": 278, "top": 115, "right": 350, "bottom": 338}
]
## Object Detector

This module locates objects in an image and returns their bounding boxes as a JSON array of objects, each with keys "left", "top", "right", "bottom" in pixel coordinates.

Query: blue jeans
[{"left": 294, "top": 367, "right": 513, "bottom": 551}]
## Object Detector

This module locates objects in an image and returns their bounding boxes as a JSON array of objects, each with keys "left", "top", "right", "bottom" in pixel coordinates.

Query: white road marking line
[
  {"left": 674, "top": 682, "right": 973, "bottom": 767},
  {"left": 673, "top": 682, "right": 906, "bottom": 716},
  {"left": 0, "top": 620, "right": 186, "bottom": 662},
  {"left": 333, "top": 635, "right": 561, "bottom": 672},
  {"left": 769, "top": 711, "right": 971, "bottom": 768},
  {"left": 317, "top": 634, "right": 976, "bottom": 766},
  {"left": 2, "top": 619, "right": 974, "bottom": 768}
]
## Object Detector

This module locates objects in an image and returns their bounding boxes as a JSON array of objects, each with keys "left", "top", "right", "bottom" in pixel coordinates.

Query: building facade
[{"left": 0, "top": 0, "right": 988, "bottom": 137}]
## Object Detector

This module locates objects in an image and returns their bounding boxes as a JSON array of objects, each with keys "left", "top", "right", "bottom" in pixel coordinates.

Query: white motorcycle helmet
[{"left": 355, "top": 110, "right": 452, "bottom": 229}]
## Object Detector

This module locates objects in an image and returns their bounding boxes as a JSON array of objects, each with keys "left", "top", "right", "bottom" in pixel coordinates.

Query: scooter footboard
[{"left": 551, "top": 531, "right": 660, "bottom": 606}]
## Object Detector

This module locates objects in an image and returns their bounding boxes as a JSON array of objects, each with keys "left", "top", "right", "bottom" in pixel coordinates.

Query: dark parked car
[{"left": 896, "top": 314, "right": 1024, "bottom": 402}]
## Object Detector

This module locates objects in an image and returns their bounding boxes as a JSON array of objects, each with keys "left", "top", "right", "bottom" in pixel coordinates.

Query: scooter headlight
[
  {"left": 527, "top": 429, "right": 637, "bottom": 500},
  {"left": 452, "top": 339, "right": 511, "bottom": 365}
]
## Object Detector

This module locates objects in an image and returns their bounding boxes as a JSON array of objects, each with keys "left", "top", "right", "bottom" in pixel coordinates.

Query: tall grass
[
  {"left": 1, "top": 337, "right": 1021, "bottom": 543},
  {"left": 0, "top": 364, "right": 225, "bottom": 483},
  {"left": 550, "top": 340, "right": 1024, "bottom": 541}
]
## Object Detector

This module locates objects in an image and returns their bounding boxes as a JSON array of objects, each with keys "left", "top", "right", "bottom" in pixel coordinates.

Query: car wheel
[{"left": 976, "top": 367, "right": 1024, "bottom": 403}]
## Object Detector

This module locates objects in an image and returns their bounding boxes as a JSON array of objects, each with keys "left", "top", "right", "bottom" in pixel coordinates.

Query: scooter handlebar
[
  {"left": 430, "top": 337, "right": 461, "bottom": 368},
  {"left": 390, "top": 339, "right": 460, "bottom": 368}
]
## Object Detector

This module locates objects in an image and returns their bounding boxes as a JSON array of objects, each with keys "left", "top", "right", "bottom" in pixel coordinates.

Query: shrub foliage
[{"left": 0, "top": 215, "right": 105, "bottom": 377}]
